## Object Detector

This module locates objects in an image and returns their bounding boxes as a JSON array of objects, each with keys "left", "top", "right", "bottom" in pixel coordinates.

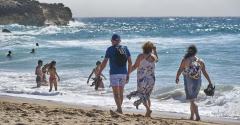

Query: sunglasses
[{"left": 112, "top": 39, "right": 120, "bottom": 42}]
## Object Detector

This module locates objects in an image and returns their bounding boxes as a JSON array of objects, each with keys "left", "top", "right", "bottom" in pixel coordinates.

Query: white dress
[{"left": 127, "top": 55, "right": 156, "bottom": 109}]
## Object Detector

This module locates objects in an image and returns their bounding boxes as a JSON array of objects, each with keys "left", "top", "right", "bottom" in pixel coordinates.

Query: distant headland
[{"left": 0, "top": 0, "right": 73, "bottom": 26}]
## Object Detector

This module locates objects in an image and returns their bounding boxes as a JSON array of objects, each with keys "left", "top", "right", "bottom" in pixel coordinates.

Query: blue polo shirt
[{"left": 105, "top": 45, "right": 131, "bottom": 75}]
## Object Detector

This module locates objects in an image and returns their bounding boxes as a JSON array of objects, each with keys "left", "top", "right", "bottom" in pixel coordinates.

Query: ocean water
[{"left": 0, "top": 17, "right": 240, "bottom": 120}]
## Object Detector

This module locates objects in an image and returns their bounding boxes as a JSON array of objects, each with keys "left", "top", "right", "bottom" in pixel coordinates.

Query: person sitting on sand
[
  {"left": 48, "top": 61, "right": 60, "bottom": 92},
  {"left": 35, "top": 60, "right": 43, "bottom": 87},
  {"left": 97, "top": 34, "right": 132, "bottom": 114},
  {"left": 126, "top": 41, "right": 158, "bottom": 117},
  {"left": 87, "top": 61, "right": 106, "bottom": 90},
  {"left": 30, "top": 48, "right": 35, "bottom": 53},
  {"left": 41, "top": 63, "right": 49, "bottom": 86},
  {"left": 6, "top": 51, "right": 12, "bottom": 57},
  {"left": 175, "top": 45, "right": 213, "bottom": 121}
]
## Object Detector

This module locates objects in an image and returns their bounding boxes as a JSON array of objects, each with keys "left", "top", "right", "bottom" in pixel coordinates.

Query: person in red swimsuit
[{"left": 48, "top": 61, "right": 60, "bottom": 92}]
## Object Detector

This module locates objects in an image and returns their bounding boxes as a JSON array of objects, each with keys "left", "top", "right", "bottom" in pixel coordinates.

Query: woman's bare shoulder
[
  {"left": 137, "top": 54, "right": 144, "bottom": 59},
  {"left": 196, "top": 56, "right": 204, "bottom": 63},
  {"left": 138, "top": 53, "right": 144, "bottom": 57},
  {"left": 197, "top": 58, "right": 205, "bottom": 66},
  {"left": 181, "top": 58, "right": 187, "bottom": 63},
  {"left": 49, "top": 67, "right": 56, "bottom": 71}
]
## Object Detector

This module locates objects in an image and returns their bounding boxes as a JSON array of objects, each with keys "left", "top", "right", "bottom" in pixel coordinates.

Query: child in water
[
  {"left": 48, "top": 61, "right": 60, "bottom": 92},
  {"left": 35, "top": 60, "right": 43, "bottom": 87},
  {"left": 41, "top": 63, "right": 49, "bottom": 86},
  {"left": 87, "top": 61, "right": 106, "bottom": 90},
  {"left": 30, "top": 48, "right": 35, "bottom": 53}
]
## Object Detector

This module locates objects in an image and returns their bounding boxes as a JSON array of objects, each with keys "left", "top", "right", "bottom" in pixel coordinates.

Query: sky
[{"left": 38, "top": 0, "right": 240, "bottom": 17}]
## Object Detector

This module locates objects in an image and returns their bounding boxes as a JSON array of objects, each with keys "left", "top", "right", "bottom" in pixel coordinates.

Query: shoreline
[{"left": 0, "top": 95, "right": 239, "bottom": 125}]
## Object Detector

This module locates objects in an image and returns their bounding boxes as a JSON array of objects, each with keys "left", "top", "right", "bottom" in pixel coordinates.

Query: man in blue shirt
[{"left": 97, "top": 34, "right": 132, "bottom": 114}]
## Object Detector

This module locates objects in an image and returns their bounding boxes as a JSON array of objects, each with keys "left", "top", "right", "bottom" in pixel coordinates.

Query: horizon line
[{"left": 73, "top": 16, "right": 240, "bottom": 18}]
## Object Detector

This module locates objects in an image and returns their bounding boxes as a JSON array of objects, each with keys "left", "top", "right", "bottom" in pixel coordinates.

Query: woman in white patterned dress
[{"left": 127, "top": 41, "right": 158, "bottom": 117}]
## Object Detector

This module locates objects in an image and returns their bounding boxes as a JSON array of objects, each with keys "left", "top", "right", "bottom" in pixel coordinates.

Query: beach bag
[
  {"left": 115, "top": 46, "right": 128, "bottom": 66},
  {"left": 185, "top": 58, "right": 201, "bottom": 79}
]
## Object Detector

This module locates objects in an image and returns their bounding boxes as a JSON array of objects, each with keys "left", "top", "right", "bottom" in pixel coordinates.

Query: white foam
[
  {"left": 155, "top": 85, "right": 240, "bottom": 119},
  {"left": 42, "top": 34, "right": 240, "bottom": 51},
  {"left": 67, "top": 21, "right": 86, "bottom": 27},
  {"left": 8, "top": 23, "right": 84, "bottom": 36},
  {"left": 13, "top": 26, "right": 63, "bottom": 35},
  {"left": 168, "top": 18, "right": 176, "bottom": 21},
  {"left": 0, "top": 69, "right": 239, "bottom": 119},
  {"left": 37, "top": 26, "right": 62, "bottom": 35}
]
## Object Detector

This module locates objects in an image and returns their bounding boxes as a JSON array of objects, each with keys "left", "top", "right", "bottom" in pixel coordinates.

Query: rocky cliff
[{"left": 0, "top": 0, "right": 73, "bottom": 26}]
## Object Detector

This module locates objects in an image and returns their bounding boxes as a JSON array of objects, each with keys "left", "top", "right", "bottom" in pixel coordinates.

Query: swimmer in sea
[
  {"left": 41, "top": 63, "right": 49, "bottom": 86},
  {"left": 30, "top": 49, "right": 35, "bottom": 53},
  {"left": 6, "top": 51, "right": 12, "bottom": 57},
  {"left": 30, "top": 48, "right": 35, "bottom": 53}
]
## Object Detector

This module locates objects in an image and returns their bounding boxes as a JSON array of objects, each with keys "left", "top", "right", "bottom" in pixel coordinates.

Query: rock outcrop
[
  {"left": 0, "top": 0, "right": 73, "bottom": 26},
  {"left": 2, "top": 29, "right": 11, "bottom": 33}
]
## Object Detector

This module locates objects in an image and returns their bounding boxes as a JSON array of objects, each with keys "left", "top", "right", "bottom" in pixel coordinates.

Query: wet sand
[{"left": 0, "top": 95, "right": 238, "bottom": 125}]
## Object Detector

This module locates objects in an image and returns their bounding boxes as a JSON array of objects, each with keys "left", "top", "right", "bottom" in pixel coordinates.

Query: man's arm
[
  {"left": 126, "top": 56, "right": 132, "bottom": 83},
  {"left": 131, "top": 54, "right": 141, "bottom": 72}
]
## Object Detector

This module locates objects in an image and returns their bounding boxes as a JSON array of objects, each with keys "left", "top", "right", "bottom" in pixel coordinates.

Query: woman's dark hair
[
  {"left": 38, "top": 60, "right": 43, "bottom": 65},
  {"left": 49, "top": 61, "right": 56, "bottom": 68},
  {"left": 184, "top": 45, "right": 197, "bottom": 59}
]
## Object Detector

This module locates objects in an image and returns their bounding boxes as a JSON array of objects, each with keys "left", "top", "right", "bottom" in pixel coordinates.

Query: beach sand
[{"left": 0, "top": 95, "right": 238, "bottom": 125}]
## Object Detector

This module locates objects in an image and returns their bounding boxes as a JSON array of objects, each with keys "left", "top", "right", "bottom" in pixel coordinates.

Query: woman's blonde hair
[{"left": 142, "top": 41, "right": 154, "bottom": 54}]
